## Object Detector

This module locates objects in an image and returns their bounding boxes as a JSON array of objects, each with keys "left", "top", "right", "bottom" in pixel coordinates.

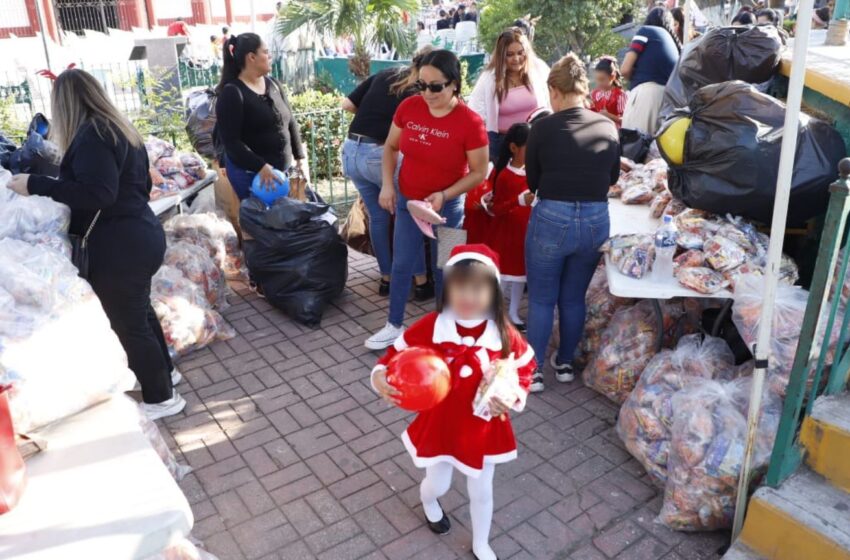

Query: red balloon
[{"left": 386, "top": 346, "right": 451, "bottom": 412}]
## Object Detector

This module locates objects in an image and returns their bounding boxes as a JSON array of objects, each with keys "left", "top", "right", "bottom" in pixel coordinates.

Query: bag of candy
[
  {"left": 145, "top": 136, "right": 174, "bottom": 163},
  {"left": 651, "top": 190, "right": 673, "bottom": 218},
  {"left": 164, "top": 212, "right": 245, "bottom": 279},
  {"left": 617, "top": 334, "right": 737, "bottom": 486},
  {"left": 663, "top": 198, "right": 688, "bottom": 218},
  {"left": 676, "top": 266, "right": 729, "bottom": 294},
  {"left": 703, "top": 235, "right": 747, "bottom": 272},
  {"left": 576, "top": 266, "right": 633, "bottom": 367},
  {"left": 602, "top": 234, "right": 656, "bottom": 279},
  {"left": 622, "top": 183, "right": 655, "bottom": 205},
  {"left": 164, "top": 241, "right": 228, "bottom": 309},
  {"left": 657, "top": 377, "right": 781, "bottom": 531},
  {"left": 583, "top": 300, "right": 684, "bottom": 403},
  {"left": 674, "top": 250, "right": 705, "bottom": 270}
]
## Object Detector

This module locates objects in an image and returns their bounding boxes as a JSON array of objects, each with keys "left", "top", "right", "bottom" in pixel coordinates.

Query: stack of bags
[{"left": 145, "top": 136, "right": 208, "bottom": 201}]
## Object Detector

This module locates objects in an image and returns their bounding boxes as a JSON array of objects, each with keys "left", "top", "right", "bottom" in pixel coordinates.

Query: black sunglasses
[{"left": 415, "top": 80, "right": 453, "bottom": 93}]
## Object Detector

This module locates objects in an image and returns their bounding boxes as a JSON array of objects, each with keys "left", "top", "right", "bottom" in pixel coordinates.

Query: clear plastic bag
[
  {"left": 617, "top": 334, "right": 737, "bottom": 486},
  {"left": 576, "top": 266, "right": 633, "bottom": 367},
  {"left": 675, "top": 266, "right": 729, "bottom": 294},
  {"left": 674, "top": 249, "right": 705, "bottom": 270},
  {"left": 583, "top": 300, "right": 685, "bottom": 403},
  {"left": 164, "top": 212, "right": 245, "bottom": 279},
  {"left": 0, "top": 241, "right": 135, "bottom": 433},
  {"left": 703, "top": 235, "right": 747, "bottom": 272},
  {"left": 164, "top": 241, "right": 228, "bottom": 309},
  {"left": 602, "top": 234, "right": 656, "bottom": 279},
  {"left": 657, "top": 377, "right": 781, "bottom": 531},
  {"left": 622, "top": 184, "right": 655, "bottom": 205},
  {"left": 0, "top": 188, "right": 71, "bottom": 258},
  {"left": 151, "top": 265, "right": 235, "bottom": 358},
  {"left": 179, "top": 153, "right": 207, "bottom": 181},
  {"left": 663, "top": 198, "right": 688, "bottom": 218},
  {"left": 651, "top": 190, "right": 673, "bottom": 218},
  {"left": 145, "top": 136, "right": 175, "bottom": 164}
]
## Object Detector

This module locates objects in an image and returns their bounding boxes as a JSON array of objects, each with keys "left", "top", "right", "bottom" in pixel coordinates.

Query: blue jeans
[
  {"left": 525, "top": 200, "right": 610, "bottom": 367},
  {"left": 342, "top": 138, "right": 424, "bottom": 277},
  {"left": 224, "top": 156, "right": 257, "bottom": 201},
  {"left": 388, "top": 191, "right": 464, "bottom": 327},
  {"left": 487, "top": 131, "right": 504, "bottom": 162}
]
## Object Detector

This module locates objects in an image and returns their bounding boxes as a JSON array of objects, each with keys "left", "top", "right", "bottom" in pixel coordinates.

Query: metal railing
[
  {"left": 766, "top": 158, "right": 850, "bottom": 486},
  {"left": 294, "top": 109, "right": 353, "bottom": 212},
  {"left": 179, "top": 48, "right": 316, "bottom": 94}
]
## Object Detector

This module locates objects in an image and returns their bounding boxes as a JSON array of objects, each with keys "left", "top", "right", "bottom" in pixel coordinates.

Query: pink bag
[{"left": 0, "top": 385, "right": 26, "bottom": 514}]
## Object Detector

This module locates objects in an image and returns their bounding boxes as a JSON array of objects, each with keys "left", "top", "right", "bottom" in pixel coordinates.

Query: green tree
[
  {"left": 478, "top": 0, "right": 633, "bottom": 63},
  {"left": 278, "top": 0, "right": 419, "bottom": 79}
]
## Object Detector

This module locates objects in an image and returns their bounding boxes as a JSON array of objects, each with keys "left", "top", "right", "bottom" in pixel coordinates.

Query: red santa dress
[
  {"left": 373, "top": 311, "right": 536, "bottom": 477},
  {"left": 490, "top": 165, "right": 532, "bottom": 281},
  {"left": 464, "top": 179, "right": 494, "bottom": 246}
]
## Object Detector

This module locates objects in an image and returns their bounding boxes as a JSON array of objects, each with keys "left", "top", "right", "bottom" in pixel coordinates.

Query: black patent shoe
[
  {"left": 414, "top": 280, "right": 435, "bottom": 301},
  {"left": 378, "top": 278, "right": 390, "bottom": 297},
  {"left": 426, "top": 503, "right": 451, "bottom": 535}
]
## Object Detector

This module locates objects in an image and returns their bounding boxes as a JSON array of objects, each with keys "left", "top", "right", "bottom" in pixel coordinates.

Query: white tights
[
  {"left": 501, "top": 279, "right": 525, "bottom": 324},
  {"left": 420, "top": 462, "right": 497, "bottom": 560}
]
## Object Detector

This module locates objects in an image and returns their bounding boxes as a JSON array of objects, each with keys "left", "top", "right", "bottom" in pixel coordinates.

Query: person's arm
[
  {"left": 467, "top": 71, "right": 489, "bottom": 121},
  {"left": 525, "top": 125, "right": 541, "bottom": 194},
  {"left": 620, "top": 51, "right": 639, "bottom": 80},
  {"left": 216, "top": 84, "right": 266, "bottom": 172},
  {"left": 26, "top": 126, "right": 122, "bottom": 209},
  {"left": 344, "top": 74, "right": 374, "bottom": 114},
  {"left": 379, "top": 123, "right": 402, "bottom": 214},
  {"left": 425, "top": 145, "right": 488, "bottom": 211},
  {"left": 341, "top": 97, "right": 357, "bottom": 113},
  {"left": 489, "top": 174, "right": 521, "bottom": 217}
]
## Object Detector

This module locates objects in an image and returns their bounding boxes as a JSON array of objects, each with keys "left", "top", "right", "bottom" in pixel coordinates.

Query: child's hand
[
  {"left": 372, "top": 368, "right": 402, "bottom": 406},
  {"left": 488, "top": 395, "right": 511, "bottom": 418}
]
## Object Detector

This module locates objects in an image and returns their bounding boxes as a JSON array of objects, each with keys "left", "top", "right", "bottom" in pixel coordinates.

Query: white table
[
  {"left": 0, "top": 396, "right": 193, "bottom": 560},
  {"left": 605, "top": 199, "right": 734, "bottom": 349},
  {"left": 149, "top": 170, "right": 216, "bottom": 217}
]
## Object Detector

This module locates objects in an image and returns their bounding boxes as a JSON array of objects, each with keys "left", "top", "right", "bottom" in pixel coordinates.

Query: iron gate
[{"left": 53, "top": 0, "right": 139, "bottom": 35}]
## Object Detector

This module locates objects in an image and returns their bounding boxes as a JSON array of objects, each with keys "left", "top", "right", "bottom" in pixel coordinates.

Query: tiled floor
[{"left": 161, "top": 251, "right": 728, "bottom": 560}]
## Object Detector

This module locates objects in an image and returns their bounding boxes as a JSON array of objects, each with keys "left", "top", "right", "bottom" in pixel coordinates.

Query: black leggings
[{"left": 87, "top": 212, "right": 174, "bottom": 404}]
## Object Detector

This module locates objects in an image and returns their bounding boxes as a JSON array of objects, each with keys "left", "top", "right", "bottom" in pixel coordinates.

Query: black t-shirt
[
  {"left": 436, "top": 18, "right": 451, "bottom": 29},
  {"left": 526, "top": 107, "right": 621, "bottom": 202},
  {"left": 347, "top": 68, "right": 414, "bottom": 143},
  {"left": 215, "top": 77, "right": 305, "bottom": 172}
]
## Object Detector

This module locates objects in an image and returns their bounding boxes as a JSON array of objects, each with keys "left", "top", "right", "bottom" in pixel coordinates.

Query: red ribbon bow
[{"left": 438, "top": 341, "right": 483, "bottom": 378}]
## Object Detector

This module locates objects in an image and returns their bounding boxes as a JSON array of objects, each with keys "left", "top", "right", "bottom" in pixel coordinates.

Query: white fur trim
[
  {"left": 507, "top": 163, "right": 526, "bottom": 176},
  {"left": 500, "top": 273, "right": 527, "bottom": 283},
  {"left": 445, "top": 251, "right": 500, "bottom": 281},
  {"left": 459, "top": 365, "right": 473, "bottom": 378},
  {"left": 518, "top": 190, "right": 532, "bottom": 207},
  {"left": 370, "top": 365, "right": 387, "bottom": 393},
  {"left": 432, "top": 311, "right": 502, "bottom": 351},
  {"left": 393, "top": 334, "right": 409, "bottom": 352},
  {"left": 401, "top": 430, "right": 517, "bottom": 479},
  {"left": 512, "top": 389, "right": 528, "bottom": 412},
  {"left": 515, "top": 346, "right": 536, "bottom": 368}
]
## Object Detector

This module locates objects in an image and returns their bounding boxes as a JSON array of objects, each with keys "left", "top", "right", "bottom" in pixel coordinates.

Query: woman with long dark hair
[
  {"left": 365, "top": 50, "right": 489, "bottom": 350},
  {"left": 469, "top": 28, "right": 549, "bottom": 161},
  {"left": 7, "top": 69, "right": 185, "bottom": 419},
  {"left": 620, "top": 7, "right": 682, "bottom": 135},
  {"left": 341, "top": 47, "right": 432, "bottom": 298},
  {"left": 215, "top": 33, "right": 308, "bottom": 201}
]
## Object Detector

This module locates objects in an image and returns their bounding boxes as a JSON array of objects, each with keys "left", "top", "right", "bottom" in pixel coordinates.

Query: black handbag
[{"left": 70, "top": 210, "right": 101, "bottom": 279}]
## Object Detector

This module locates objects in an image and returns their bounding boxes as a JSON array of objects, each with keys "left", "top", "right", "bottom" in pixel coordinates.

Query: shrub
[{"left": 290, "top": 89, "right": 352, "bottom": 180}]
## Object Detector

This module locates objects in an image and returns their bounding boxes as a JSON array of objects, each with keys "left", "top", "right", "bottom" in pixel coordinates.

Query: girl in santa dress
[
  {"left": 488, "top": 123, "right": 533, "bottom": 331},
  {"left": 371, "top": 244, "right": 536, "bottom": 560}
]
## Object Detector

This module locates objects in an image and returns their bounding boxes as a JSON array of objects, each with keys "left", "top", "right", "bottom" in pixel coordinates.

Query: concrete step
[
  {"left": 801, "top": 392, "right": 850, "bottom": 493},
  {"left": 722, "top": 542, "right": 768, "bottom": 560},
  {"left": 739, "top": 467, "right": 850, "bottom": 560}
]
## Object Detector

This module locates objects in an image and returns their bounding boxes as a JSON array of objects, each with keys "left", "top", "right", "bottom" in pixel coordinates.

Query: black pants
[{"left": 87, "top": 211, "right": 174, "bottom": 404}]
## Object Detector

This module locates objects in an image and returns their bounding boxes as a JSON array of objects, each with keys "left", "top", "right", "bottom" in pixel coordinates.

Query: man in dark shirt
[
  {"left": 436, "top": 10, "right": 451, "bottom": 30},
  {"left": 452, "top": 5, "right": 467, "bottom": 27}
]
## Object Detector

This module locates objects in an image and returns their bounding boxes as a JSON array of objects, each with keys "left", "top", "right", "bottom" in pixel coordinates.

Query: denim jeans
[
  {"left": 525, "top": 200, "right": 610, "bottom": 367},
  {"left": 342, "top": 138, "right": 424, "bottom": 277},
  {"left": 388, "top": 191, "right": 465, "bottom": 327},
  {"left": 487, "top": 131, "right": 504, "bottom": 162},
  {"left": 224, "top": 156, "right": 257, "bottom": 201}
]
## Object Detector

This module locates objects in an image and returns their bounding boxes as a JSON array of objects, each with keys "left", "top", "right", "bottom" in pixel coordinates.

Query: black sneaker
[
  {"left": 550, "top": 354, "right": 575, "bottom": 383},
  {"left": 378, "top": 278, "right": 390, "bottom": 297},
  {"left": 414, "top": 280, "right": 435, "bottom": 301},
  {"left": 426, "top": 502, "right": 451, "bottom": 535},
  {"left": 529, "top": 370, "right": 544, "bottom": 393}
]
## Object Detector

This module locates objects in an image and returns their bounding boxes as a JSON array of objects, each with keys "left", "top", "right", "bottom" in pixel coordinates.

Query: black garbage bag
[
  {"left": 661, "top": 25, "right": 783, "bottom": 118},
  {"left": 9, "top": 131, "right": 61, "bottom": 177},
  {"left": 185, "top": 88, "right": 220, "bottom": 161},
  {"left": 663, "top": 81, "right": 846, "bottom": 226},
  {"left": 619, "top": 128, "right": 653, "bottom": 163},
  {"left": 0, "top": 133, "right": 17, "bottom": 169},
  {"left": 240, "top": 193, "right": 348, "bottom": 327}
]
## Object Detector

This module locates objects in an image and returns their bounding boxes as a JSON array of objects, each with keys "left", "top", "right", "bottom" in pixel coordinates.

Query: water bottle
[{"left": 654, "top": 215, "right": 678, "bottom": 280}]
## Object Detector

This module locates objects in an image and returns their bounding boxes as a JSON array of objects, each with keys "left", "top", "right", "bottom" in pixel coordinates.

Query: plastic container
[{"left": 654, "top": 215, "right": 678, "bottom": 280}]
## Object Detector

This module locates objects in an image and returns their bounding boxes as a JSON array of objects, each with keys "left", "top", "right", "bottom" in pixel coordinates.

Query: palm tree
[{"left": 277, "top": 0, "right": 418, "bottom": 79}]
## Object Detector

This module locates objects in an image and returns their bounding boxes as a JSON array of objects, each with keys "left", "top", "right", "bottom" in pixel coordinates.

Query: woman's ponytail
[{"left": 215, "top": 33, "right": 263, "bottom": 94}]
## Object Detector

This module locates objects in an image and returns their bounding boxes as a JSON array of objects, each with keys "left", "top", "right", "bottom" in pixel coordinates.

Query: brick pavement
[{"left": 161, "top": 251, "right": 729, "bottom": 560}]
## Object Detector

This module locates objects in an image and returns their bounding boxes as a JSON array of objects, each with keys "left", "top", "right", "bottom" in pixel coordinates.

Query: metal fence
[
  {"left": 179, "top": 47, "right": 316, "bottom": 93},
  {"left": 767, "top": 158, "right": 850, "bottom": 486}
]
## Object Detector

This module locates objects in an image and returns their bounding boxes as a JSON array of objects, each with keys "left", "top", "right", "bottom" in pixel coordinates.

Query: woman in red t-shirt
[{"left": 365, "top": 50, "right": 490, "bottom": 350}]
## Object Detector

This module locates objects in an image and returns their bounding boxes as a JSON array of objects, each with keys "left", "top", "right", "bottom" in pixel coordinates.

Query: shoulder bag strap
[{"left": 82, "top": 210, "right": 102, "bottom": 248}]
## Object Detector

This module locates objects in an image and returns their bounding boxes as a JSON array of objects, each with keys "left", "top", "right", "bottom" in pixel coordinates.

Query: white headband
[{"left": 445, "top": 252, "right": 500, "bottom": 282}]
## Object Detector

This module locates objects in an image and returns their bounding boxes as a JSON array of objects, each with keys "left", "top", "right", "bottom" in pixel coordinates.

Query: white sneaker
[
  {"left": 529, "top": 370, "right": 545, "bottom": 393},
  {"left": 141, "top": 391, "right": 187, "bottom": 421},
  {"left": 365, "top": 323, "right": 404, "bottom": 350},
  {"left": 550, "top": 353, "right": 575, "bottom": 383},
  {"left": 133, "top": 368, "right": 183, "bottom": 391}
]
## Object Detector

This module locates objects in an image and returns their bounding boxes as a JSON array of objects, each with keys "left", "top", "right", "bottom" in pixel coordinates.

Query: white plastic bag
[
  {"left": 134, "top": 397, "right": 193, "bottom": 481},
  {"left": 164, "top": 241, "right": 228, "bottom": 309},
  {"left": 0, "top": 188, "right": 71, "bottom": 258}
]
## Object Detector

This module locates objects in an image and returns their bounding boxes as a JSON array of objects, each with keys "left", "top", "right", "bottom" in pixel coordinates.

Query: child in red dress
[
  {"left": 589, "top": 56, "right": 627, "bottom": 127},
  {"left": 371, "top": 244, "right": 535, "bottom": 560},
  {"left": 464, "top": 179, "right": 493, "bottom": 245},
  {"left": 488, "top": 123, "right": 532, "bottom": 330}
]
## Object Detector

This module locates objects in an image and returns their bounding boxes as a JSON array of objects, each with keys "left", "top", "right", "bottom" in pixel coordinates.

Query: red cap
[{"left": 445, "top": 243, "right": 501, "bottom": 279}]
